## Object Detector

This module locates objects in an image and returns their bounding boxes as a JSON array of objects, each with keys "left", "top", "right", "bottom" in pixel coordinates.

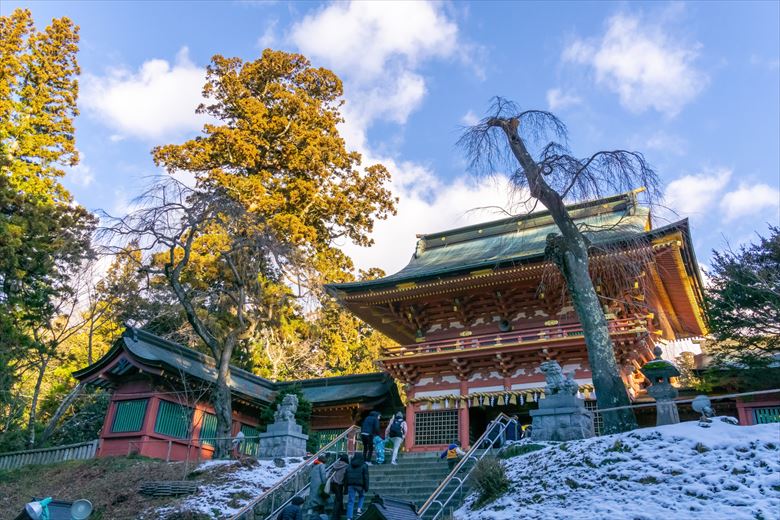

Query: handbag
[{"left": 322, "top": 474, "right": 333, "bottom": 496}]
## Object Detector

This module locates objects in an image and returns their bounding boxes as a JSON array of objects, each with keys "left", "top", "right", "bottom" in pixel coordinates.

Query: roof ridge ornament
[{"left": 123, "top": 323, "right": 138, "bottom": 341}]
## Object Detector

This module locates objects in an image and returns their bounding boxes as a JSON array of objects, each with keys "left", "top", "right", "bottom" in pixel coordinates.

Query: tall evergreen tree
[
  {"left": 0, "top": 9, "right": 95, "bottom": 447},
  {"left": 705, "top": 227, "right": 780, "bottom": 389}
]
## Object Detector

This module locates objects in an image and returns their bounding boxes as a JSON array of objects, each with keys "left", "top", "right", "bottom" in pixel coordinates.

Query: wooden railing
[
  {"left": 383, "top": 317, "right": 646, "bottom": 358},
  {"left": 0, "top": 439, "right": 99, "bottom": 471}
]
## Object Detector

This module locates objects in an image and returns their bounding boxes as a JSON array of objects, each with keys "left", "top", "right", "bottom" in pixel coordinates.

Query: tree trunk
[
  {"left": 38, "top": 383, "right": 84, "bottom": 446},
  {"left": 496, "top": 117, "right": 637, "bottom": 433},
  {"left": 27, "top": 354, "right": 50, "bottom": 448},
  {"left": 87, "top": 317, "right": 95, "bottom": 365},
  {"left": 549, "top": 236, "right": 638, "bottom": 433},
  {"left": 212, "top": 346, "right": 234, "bottom": 459}
]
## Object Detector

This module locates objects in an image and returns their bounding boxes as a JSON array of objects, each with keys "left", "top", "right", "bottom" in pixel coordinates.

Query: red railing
[{"left": 382, "top": 317, "right": 647, "bottom": 358}]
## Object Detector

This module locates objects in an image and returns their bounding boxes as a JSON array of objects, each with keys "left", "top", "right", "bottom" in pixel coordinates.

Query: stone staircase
[{"left": 359, "top": 452, "right": 470, "bottom": 520}]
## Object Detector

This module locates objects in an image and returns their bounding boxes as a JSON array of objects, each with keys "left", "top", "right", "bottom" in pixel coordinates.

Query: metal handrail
[
  {"left": 260, "top": 459, "right": 336, "bottom": 520},
  {"left": 229, "top": 425, "right": 360, "bottom": 520},
  {"left": 418, "top": 413, "right": 517, "bottom": 520}
]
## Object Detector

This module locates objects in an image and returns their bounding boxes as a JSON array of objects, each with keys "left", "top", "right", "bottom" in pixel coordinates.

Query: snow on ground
[
  {"left": 152, "top": 457, "right": 300, "bottom": 519},
  {"left": 456, "top": 418, "right": 780, "bottom": 520}
]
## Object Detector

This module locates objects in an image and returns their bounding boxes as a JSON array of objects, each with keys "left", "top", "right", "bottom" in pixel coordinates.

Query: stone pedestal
[
  {"left": 530, "top": 393, "right": 594, "bottom": 442},
  {"left": 258, "top": 420, "right": 308, "bottom": 457}
]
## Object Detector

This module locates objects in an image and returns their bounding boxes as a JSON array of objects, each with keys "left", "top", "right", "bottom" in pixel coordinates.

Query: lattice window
[
  {"left": 753, "top": 407, "right": 780, "bottom": 424},
  {"left": 240, "top": 424, "right": 260, "bottom": 456},
  {"left": 584, "top": 400, "right": 603, "bottom": 436},
  {"left": 154, "top": 400, "right": 193, "bottom": 439},
  {"left": 199, "top": 412, "right": 218, "bottom": 446},
  {"left": 311, "top": 428, "right": 348, "bottom": 452},
  {"left": 112, "top": 399, "right": 148, "bottom": 433},
  {"left": 414, "top": 410, "right": 458, "bottom": 446}
]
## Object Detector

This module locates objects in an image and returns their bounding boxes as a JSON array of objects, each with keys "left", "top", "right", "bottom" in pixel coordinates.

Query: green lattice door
[
  {"left": 240, "top": 424, "right": 260, "bottom": 456},
  {"left": 753, "top": 407, "right": 780, "bottom": 424}
]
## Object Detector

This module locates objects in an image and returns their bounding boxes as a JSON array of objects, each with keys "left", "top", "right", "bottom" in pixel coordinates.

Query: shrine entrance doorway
[{"left": 468, "top": 402, "right": 538, "bottom": 444}]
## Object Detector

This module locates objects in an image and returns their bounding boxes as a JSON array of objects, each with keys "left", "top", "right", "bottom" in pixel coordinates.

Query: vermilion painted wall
[{"left": 98, "top": 379, "right": 260, "bottom": 461}]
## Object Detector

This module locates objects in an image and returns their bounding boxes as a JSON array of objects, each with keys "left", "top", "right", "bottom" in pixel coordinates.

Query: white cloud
[
  {"left": 81, "top": 47, "right": 208, "bottom": 141},
  {"left": 749, "top": 54, "right": 780, "bottom": 71},
  {"left": 290, "top": 1, "right": 466, "bottom": 147},
  {"left": 341, "top": 168, "right": 521, "bottom": 274},
  {"left": 257, "top": 20, "right": 277, "bottom": 48},
  {"left": 663, "top": 168, "right": 731, "bottom": 219},
  {"left": 461, "top": 110, "right": 479, "bottom": 126},
  {"left": 291, "top": 1, "right": 458, "bottom": 81},
  {"left": 639, "top": 131, "right": 687, "bottom": 156},
  {"left": 287, "top": 1, "right": 508, "bottom": 275},
  {"left": 546, "top": 88, "right": 581, "bottom": 111},
  {"left": 66, "top": 156, "right": 95, "bottom": 187},
  {"left": 563, "top": 13, "right": 707, "bottom": 116},
  {"left": 720, "top": 184, "right": 780, "bottom": 222}
]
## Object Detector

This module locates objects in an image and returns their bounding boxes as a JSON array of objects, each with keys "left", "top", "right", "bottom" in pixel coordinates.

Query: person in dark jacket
[
  {"left": 344, "top": 453, "right": 369, "bottom": 520},
  {"left": 330, "top": 452, "right": 349, "bottom": 520},
  {"left": 278, "top": 496, "right": 305, "bottom": 520},
  {"left": 360, "top": 411, "right": 380, "bottom": 464}
]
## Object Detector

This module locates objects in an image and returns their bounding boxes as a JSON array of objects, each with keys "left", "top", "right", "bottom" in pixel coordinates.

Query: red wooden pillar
[
  {"left": 404, "top": 402, "right": 415, "bottom": 452},
  {"left": 140, "top": 397, "right": 160, "bottom": 458},
  {"left": 458, "top": 380, "right": 469, "bottom": 449}
]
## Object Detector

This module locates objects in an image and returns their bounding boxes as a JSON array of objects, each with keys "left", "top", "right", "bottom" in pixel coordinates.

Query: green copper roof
[
  {"left": 327, "top": 191, "right": 650, "bottom": 294},
  {"left": 74, "top": 327, "right": 399, "bottom": 407}
]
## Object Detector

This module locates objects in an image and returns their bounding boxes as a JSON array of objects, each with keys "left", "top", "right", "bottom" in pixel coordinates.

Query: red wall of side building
[{"left": 98, "top": 379, "right": 260, "bottom": 461}]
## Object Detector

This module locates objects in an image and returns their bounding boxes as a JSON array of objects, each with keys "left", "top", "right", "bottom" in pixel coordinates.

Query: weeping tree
[{"left": 459, "top": 98, "right": 661, "bottom": 433}]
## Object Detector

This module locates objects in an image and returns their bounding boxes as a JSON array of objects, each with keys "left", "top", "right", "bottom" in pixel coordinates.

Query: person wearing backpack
[
  {"left": 344, "top": 453, "right": 369, "bottom": 520},
  {"left": 384, "top": 411, "right": 407, "bottom": 465},
  {"left": 360, "top": 410, "right": 380, "bottom": 464}
]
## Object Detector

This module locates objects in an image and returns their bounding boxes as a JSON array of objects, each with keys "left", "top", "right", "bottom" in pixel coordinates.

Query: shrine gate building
[{"left": 325, "top": 191, "right": 707, "bottom": 453}]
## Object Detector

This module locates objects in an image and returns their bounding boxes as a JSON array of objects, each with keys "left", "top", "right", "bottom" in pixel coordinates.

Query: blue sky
[{"left": 3, "top": 1, "right": 779, "bottom": 275}]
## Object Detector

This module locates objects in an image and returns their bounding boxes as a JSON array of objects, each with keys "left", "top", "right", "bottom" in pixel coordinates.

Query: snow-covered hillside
[
  {"left": 151, "top": 457, "right": 297, "bottom": 519},
  {"left": 457, "top": 419, "right": 779, "bottom": 520}
]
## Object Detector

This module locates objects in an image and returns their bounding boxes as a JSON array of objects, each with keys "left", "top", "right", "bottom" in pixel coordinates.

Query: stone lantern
[{"left": 640, "top": 346, "right": 681, "bottom": 425}]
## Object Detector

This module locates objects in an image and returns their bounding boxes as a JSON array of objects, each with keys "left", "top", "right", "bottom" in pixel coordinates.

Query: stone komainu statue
[
  {"left": 540, "top": 360, "right": 579, "bottom": 396},
  {"left": 274, "top": 393, "right": 298, "bottom": 422}
]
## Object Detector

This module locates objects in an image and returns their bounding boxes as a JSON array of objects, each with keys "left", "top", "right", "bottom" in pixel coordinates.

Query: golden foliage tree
[{"left": 105, "top": 50, "right": 395, "bottom": 457}]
